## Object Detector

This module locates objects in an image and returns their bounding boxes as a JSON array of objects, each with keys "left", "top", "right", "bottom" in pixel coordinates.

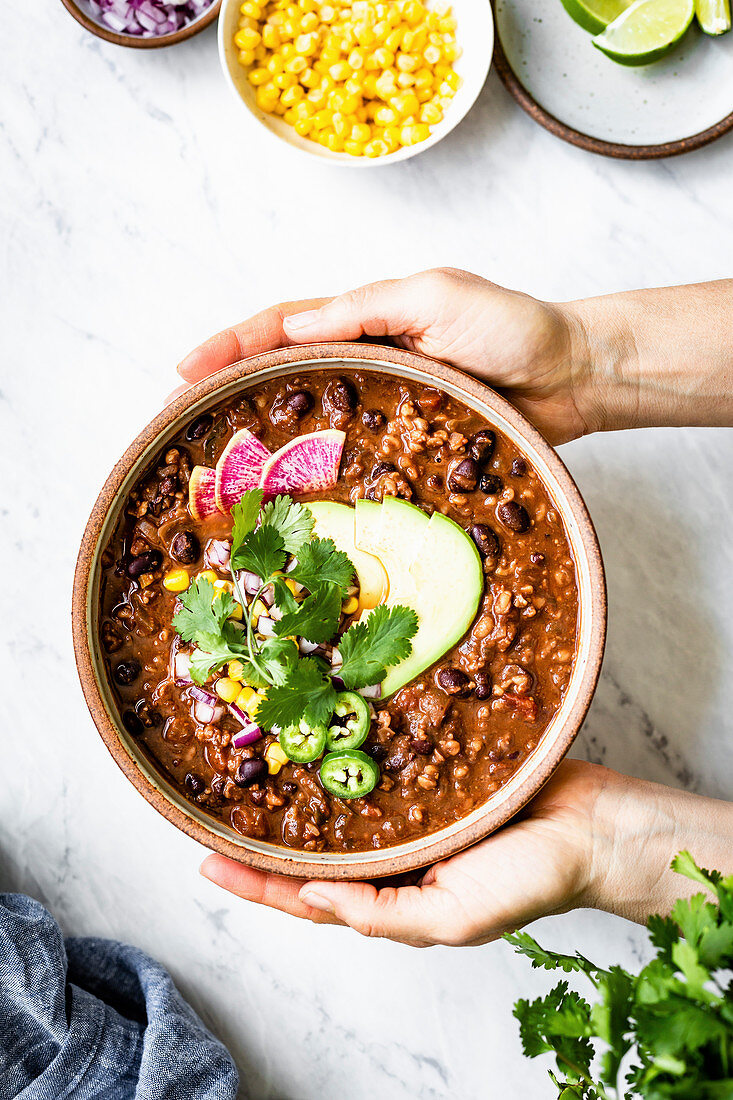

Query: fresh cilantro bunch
[
  {"left": 172, "top": 490, "right": 418, "bottom": 731},
  {"left": 506, "top": 851, "right": 733, "bottom": 1099}
]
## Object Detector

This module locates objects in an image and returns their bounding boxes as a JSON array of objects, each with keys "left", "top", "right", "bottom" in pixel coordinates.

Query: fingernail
[
  {"left": 300, "top": 890, "right": 335, "bottom": 914},
  {"left": 283, "top": 309, "right": 321, "bottom": 331}
]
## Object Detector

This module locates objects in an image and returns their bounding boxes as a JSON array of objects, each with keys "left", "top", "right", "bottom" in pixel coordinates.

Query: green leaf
[
  {"left": 672, "top": 851, "right": 723, "bottom": 893},
  {"left": 271, "top": 577, "right": 298, "bottom": 615},
  {"left": 504, "top": 931, "right": 601, "bottom": 979},
  {"left": 591, "top": 966, "right": 634, "bottom": 1087},
  {"left": 189, "top": 625, "right": 249, "bottom": 684},
  {"left": 671, "top": 940, "right": 714, "bottom": 1000},
  {"left": 232, "top": 524, "right": 286, "bottom": 580},
  {"left": 635, "top": 997, "right": 728, "bottom": 1058},
  {"left": 231, "top": 489, "right": 264, "bottom": 558},
  {"left": 698, "top": 922, "right": 733, "bottom": 971},
  {"left": 290, "top": 537, "right": 355, "bottom": 596},
  {"left": 173, "top": 577, "right": 235, "bottom": 645},
  {"left": 648, "top": 914, "right": 680, "bottom": 964},
  {"left": 514, "top": 984, "right": 594, "bottom": 1084},
  {"left": 261, "top": 494, "right": 314, "bottom": 553},
  {"left": 258, "top": 636, "right": 300, "bottom": 686},
  {"left": 671, "top": 893, "right": 718, "bottom": 952},
  {"left": 273, "top": 582, "right": 343, "bottom": 644},
  {"left": 255, "top": 657, "right": 338, "bottom": 731},
  {"left": 338, "top": 604, "right": 419, "bottom": 690}
]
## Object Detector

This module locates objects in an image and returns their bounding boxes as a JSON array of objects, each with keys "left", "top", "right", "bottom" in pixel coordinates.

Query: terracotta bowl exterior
[
  {"left": 59, "top": 0, "right": 222, "bottom": 48},
  {"left": 73, "top": 343, "right": 606, "bottom": 879}
]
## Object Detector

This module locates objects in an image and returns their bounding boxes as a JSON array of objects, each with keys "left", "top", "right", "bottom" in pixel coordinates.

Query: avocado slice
[
  {"left": 356, "top": 497, "right": 484, "bottom": 696},
  {"left": 307, "top": 500, "right": 387, "bottom": 611}
]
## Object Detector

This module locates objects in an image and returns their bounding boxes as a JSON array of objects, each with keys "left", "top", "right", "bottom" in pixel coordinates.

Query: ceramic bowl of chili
[{"left": 73, "top": 343, "right": 606, "bottom": 881}]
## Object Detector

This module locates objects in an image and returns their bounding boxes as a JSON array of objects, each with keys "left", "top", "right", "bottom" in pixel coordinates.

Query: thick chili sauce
[{"left": 99, "top": 371, "right": 579, "bottom": 853}]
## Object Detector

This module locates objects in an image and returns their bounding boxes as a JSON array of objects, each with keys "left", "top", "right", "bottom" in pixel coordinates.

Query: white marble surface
[{"left": 2, "top": 4, "right": 732, "bottom": 1098}]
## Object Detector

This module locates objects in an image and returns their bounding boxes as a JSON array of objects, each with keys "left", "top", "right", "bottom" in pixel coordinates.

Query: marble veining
[{"left": 1, "top": 3, "right": 732, "bottom": 1097}]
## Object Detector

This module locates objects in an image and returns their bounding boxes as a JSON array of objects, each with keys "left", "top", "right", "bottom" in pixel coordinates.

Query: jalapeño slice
[
  {"left": 325, "top": 691, "right": 371, "bottom": 752},
  {"left": 279, "top": 720, "right": 328, "bottom": 764},
  {"left": 320, "top": 749, "right": 380, "bottom": 799}
]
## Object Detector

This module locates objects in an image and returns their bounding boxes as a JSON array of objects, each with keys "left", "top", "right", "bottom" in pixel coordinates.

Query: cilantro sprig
[
  {"left": 171, "top": 490, "right": 418, "bottom": 731},
  {"left": 506, "top": 851, "right": 733, "bottom": 1099}
]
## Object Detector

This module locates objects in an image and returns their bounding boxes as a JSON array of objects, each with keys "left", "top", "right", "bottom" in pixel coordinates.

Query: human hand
[
  {"left": 200, "top": 760, "right": 733, "bottom": 946},
  {"left": 177, "top": 269, "right": 598, "bottom": 445}
]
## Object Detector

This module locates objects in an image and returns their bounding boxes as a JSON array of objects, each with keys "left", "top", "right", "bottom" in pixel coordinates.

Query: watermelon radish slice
[
  {"left": 259, "top": 429, "right": 346, "bottom": 496},
  {"left": 215, "top": 429, "right": 272, "bottom": 513},
  {"left": 188, "top": 466, "right": 219, "bottom": 520}
]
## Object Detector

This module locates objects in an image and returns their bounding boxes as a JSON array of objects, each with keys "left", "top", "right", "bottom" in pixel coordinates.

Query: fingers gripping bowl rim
[{"left": 72, "top": 343, "right": 607, "bottom": 881}]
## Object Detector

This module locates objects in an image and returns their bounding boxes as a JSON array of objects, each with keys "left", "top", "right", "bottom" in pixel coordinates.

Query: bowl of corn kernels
[{"left": 218, "top": 0, "right": 493, "bottom": 164}]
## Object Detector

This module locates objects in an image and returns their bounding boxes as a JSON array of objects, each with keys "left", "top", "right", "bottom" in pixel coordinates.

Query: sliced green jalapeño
[
  {"left": 320, "top": 749, "right": 379, "bottom": 799},
  {"left": 325, "top": 691, "right": 371, "bottom": 752},
  {"left": 279, "top": 720, "right": 328, "bottom": 764}
]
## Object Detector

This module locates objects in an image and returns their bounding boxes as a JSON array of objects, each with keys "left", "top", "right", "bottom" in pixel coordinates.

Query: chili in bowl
[{"left": 73, "top": 343, "right": 606, "bottom": 880}]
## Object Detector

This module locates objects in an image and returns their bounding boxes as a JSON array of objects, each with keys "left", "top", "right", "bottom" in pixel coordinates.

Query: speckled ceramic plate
[{"left": 493, "top": 0, "right": 733, "bottom": 158}]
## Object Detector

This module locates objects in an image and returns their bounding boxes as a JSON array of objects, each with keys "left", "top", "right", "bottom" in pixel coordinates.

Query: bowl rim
[
  {"left": 72, "top": 342, "right": 606, "bottom": 879},
  {"left": 216, "top": 0, "right": 494, "bottom": 167},
  {"left": 59, "top": 0, "right": 222, "bottom": 48}
]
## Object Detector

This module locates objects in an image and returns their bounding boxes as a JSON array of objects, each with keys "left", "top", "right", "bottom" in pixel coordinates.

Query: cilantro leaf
[
  {"left": 173, "top": 578, "right": 235, "bottom": 645},
  {"left": 188, "top": 622, "right": 250, "bottom": 685},
  {"left": 258, "top": 636, "right": 299, "bottom": 686},
  {"left": 271, "top": 577, "right": 298, "bottom": 615},
  {"left": 273, "top": 582, "right": 343, "bottom": 643},
  {"left": 255, "top": 657, "right": 338, "bottom": 730},
  {"left": 505, "top": 931, "right": 600, "bottom": 979},
  {"left": 231, "top": 490, "right": 264, "bottom": 557},
  {"left": 261, "top": 494, "right": 314, "bottom": 553},
  {"left": 232, "top": 524, "right": 286, "bottom": 579},
  {"left": 338, "top": 604, "right": 419, "bottom": 689},
  {"left": 290, "top": 537, "right": 355, "bottom": 596}
]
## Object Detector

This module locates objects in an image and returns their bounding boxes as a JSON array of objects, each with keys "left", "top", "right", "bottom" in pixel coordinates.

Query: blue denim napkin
[{"left": 0, "top": 893, "right": 239, "bottom": 1100}]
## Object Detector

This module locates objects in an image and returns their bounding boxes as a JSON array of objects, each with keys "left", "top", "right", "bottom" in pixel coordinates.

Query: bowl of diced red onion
[{"left": 60, "top": 0, "right": 221, "bottom": 47}]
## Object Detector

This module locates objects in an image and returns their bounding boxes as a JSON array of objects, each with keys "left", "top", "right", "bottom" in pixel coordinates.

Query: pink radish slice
[
  {"left": 189, "top": 466, "right": 219, "bottom": 520},
  {"left": 259, "top": 429, "right": 346, "bottom": 496},
  {"left": 215, "top": 429, "right": 272, "bottom": 513}
]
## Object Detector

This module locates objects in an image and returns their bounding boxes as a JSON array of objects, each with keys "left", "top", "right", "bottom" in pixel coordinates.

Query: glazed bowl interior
[
  {"left": 217, "top": 0, "right": 494, "bottom": 166},
  {"left": 74, "top": 344, "right": 605, "bottom": 879}
]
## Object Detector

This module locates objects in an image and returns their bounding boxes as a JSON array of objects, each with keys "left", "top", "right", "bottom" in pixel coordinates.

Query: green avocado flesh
[{"left": 355, "top": 497, "right": 483, "bottom": 696}]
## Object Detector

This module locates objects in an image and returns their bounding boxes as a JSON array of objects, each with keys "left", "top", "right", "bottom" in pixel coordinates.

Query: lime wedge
[
  {"left": 695, "top": 0, "right": 731, "bottom": 33},
  {"left": 592, "top": 0, "right": 695, "bottom": 63},
  {"left": 559, "top": 0, "right": 631, "bottom": 33}
]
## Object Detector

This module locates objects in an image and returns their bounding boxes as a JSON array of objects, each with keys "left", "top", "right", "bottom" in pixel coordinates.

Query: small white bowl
[{"left": 218, "top": 0, "right": 493, "bottom": 166}]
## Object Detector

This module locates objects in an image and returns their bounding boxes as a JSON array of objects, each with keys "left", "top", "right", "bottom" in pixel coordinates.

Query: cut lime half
[
  {"left": 559, "top": 0, "right": 631, "bottom": 33},
  {"left": 592, "top": 0, "right": 695, "bottom": 63},
  {"left": 695, "top": 0, "right": 731, "bottom": 33}
]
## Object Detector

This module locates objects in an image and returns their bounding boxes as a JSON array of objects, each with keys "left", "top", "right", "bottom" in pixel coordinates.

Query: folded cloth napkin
[{"left": 0, "top": 893, "right": 239, "bottom": 1100}]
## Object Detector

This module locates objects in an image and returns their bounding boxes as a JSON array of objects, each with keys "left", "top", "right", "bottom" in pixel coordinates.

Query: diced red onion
[
  {"left": 239, "top": 570, "right": 263, "bottom": 596},
  {"left": 174, "top": 651, "right": 193, "bottom": 685},
  {"left": 82, "top": 0, "right": 214, "bottom": 36},
  {"left": 206, "top": 539, "right": 231, "bottom": 570},
  {"left": 358, "top": 683, "right": 382, "bottom": 699},
  {"left": 299, "top": 638, "right": 320, "bottom": 655},
  {"left": 190, "top": 686, "right": 218, "bottom": 707},
  {"left": 229, "top": 710, "right": 263, "bottom": 747},
  {"left": 332, "top": 675, "right": 345, "bottom": 690},
  {"left": 194, "top": 700, "right": 224, "bottom": 725},
  {"left": 269, "top": 604, "right": 284, "bottom": 621},
  {"left": 260, "top": 583, "right": 275, "bottom": 608},
  {"left": 257, "top": 616, "right": 276, "bottom": 637},
  {"left": 331, "top": 648, "right": 343, "bottom": 671}
]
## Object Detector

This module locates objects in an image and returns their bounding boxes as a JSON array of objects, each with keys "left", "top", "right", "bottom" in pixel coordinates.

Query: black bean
[
  {"left": 122, "top": 710, "right": 144, "bottom": 736},
  {"left": 114, "top": 660, "right": 140, "bottom": 686},
  {"left": 474, "top": 670, "right": 492, "bottom": 700},
  {"left": 468, "top": 429, "right": 496, "bottom": 465},
  {"left": 137, "top": 701, "right": 161, "bottom": 728},
  {"left": 184, "top": 772, "right": 206, "bottom": 796},
  {"left": 497, "top": 501, "right": 531, "bottom": 533},
  {"left": 285, "top": 390, "right": 314, "bottom": 418},
  {"left": 448, "top": 457, "right": 479, "bottom": 493},
  {"left": 437, "top": 667, "right": 472, "bottom": 697},
  {"left": 234, "top": 758, "right": 268, "bottom": 787},
  {"left": 323, "top": 377, "right": 358, "bottom": 424},
  {"left": 171, "top": 531, "right": 200, "bottom": 565},
  {"left": 127, "top": 550, "right": 163, "bottom": 578},
  {"left": 186, "top": 414, "right": 214, "bottom": 441},
  {"left": 479, "top": 473, "right": 502, "bottom": 495},
  {"left": 411, "top": 735, "right": 433, "bottom": 755},
  {"left": 366, "top": 743, "right": 387, "bottom": 762},
  {"left": 282, "top": 781, "right": 298, "bottom": 794},
  {"left": 530, "top": 552, "right": 545, "bottom": 566},
  {"left": 362, "top": 408, "right": 386, "bottom": 431},
  {"left": 511, "top": 457, "right": 527, "bottom": 477},
  {"left": 371, "top": 461, "right": 395, "bottom": 479},
  {"left": 470, "top": 523, "right": 500, "bottom": 558},
  {"left": 210, "top": 774, "right": 227, "bottom": 797}
]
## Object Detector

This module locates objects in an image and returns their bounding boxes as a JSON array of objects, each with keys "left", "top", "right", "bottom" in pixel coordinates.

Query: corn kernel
[
  {"left": 235, "top": 686, "right": 255, "bottom": 709},
  {"left": 241, "top": 1, "right": 262, "bottom": 17},
  {"left": 228, "top": 660, "right": 245, "bottom": 681},
  {"left": 281, "top": 83, "right": 305, "bottom": 105},
  {"left": 265, "top": 741, "right": 290, "bottom": 775},
  {"left": 229, "top": 602, "right": 244, "bottom": 621},
  {"left": 344, "top": 138, "right": 365, "bottom": 155},
  {"left": 235, "top": 26, "right": 261, "bottom": 49},
  {"left": 215, "top": 677, "right": 241, "bottom": 703},
  {"left": 294, "top": 117, "right": 313, "bottom": 135},
  {"left": 397, "top": 71, "right": 416, "bottom": 87},
  {"left": 198, "top": 569, "right": 220, "bottom": 586},
  {"left": 262, "top": 23, "right": 281, "bottom": 48},
  {"left": 342, "top": 595, "right": 359, "bottom": 614},
  {"left": 364, "top": 138, "right": 389, "bottom": 157},
  {"left": 163, "top": 568, "right": 190, "bottom": 593},
  {"left": 238, "top": 48, "right": 256, "bottom": 65},
  {"left": 248, "top": 66, "right": 270, "bottom": 85},
  {"left": 246, "top": 691, "right": 268, "bottom": 718},
  {"left": 392, "top": 90, "right": 420, "bottom": 116},
  {"left": 400, "top": 121, "right": 430, "bottom": 145},
  {"left": 350, "top": 121, "right": 371, "bottom": 142}
]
